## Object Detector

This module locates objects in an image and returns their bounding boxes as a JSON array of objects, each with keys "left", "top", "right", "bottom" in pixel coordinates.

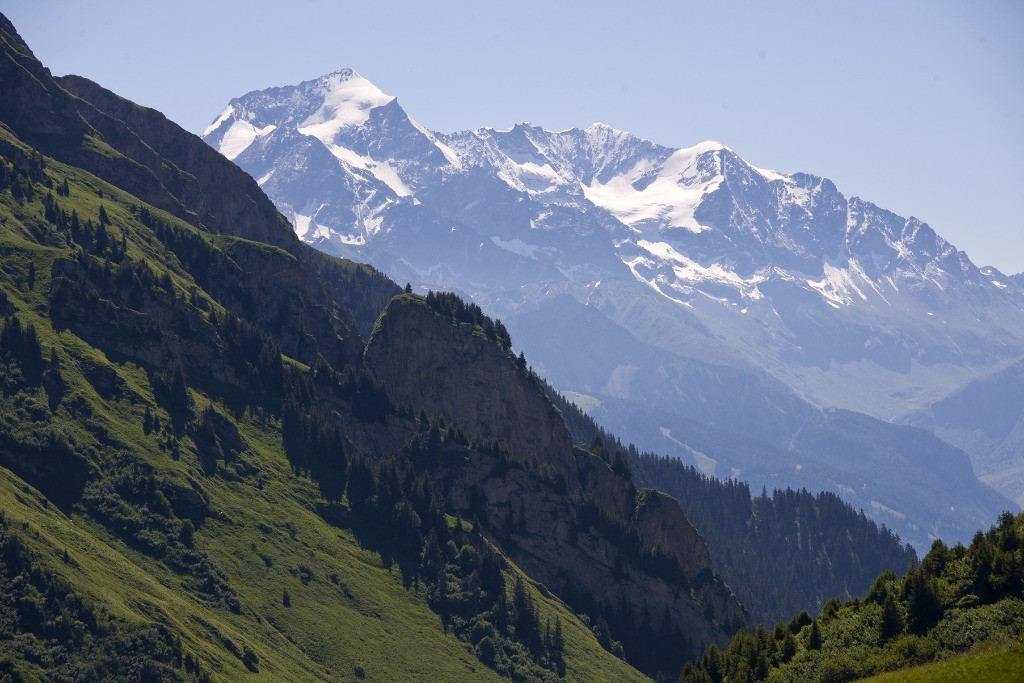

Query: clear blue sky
[{"left": 4, "top": 1, "right": 1022, "bottom": 273}]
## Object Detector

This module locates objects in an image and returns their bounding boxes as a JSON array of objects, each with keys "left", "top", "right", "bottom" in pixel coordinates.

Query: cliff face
[
  {"left": 439, "top": 447, "right": 742, "bottom": 663},
  {"left": 635, "top": 489, "right": 714, "bottom": 579},
  {"left": 365, "top": 295, "right": 576, "bottom": 477},
  {"left": 364, "top": 294, "right": 746, "bottom": 665}
]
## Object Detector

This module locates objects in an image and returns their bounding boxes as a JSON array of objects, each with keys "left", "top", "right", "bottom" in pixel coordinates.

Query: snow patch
[
  {"left": 202, "top": 105, "right": 235, "bottom": 138},
  {"left": 410, "top": 118, "right": 464, "bottom": 168},
  {"left": 582, "top": 145, "right": 725, "bottom": 233},
  {"left": 292, "top": 212, "right": 313, "bottom": 239},
  {"left": 636, "top": 240, "right": 765, "bottom": 300},
  {"left": 750, "top": 163, "right": 789, "bottom": 182},
  {"left": 490, "top": 236, "right": 539, "bottom": 259},
  {"left": 622, "top": 254, "right": 693, "bottom": 307},
  {"left": 296, "top": 70, "right": 394, "bottom": 143},
  {"left": 217, "top": 120, "right": 276, "bottom": 160},
  {"left": 806, "top": 260, "right": 875, "bottom": 307},
  {"left": 326, "top": 145, "right": 412, "bottom": 197}
]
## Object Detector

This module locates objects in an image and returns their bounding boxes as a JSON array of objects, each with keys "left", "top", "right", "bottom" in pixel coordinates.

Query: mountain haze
[{"left": 203, "top": 70, "right": 1023, "bottom": 548}]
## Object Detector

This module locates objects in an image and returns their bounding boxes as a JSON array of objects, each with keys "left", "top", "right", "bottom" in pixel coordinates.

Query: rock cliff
[
  {"left": 364, "top": 293, "right": 746, "bottom": 666},
  {"left": 365, "top": 294, "right": 576, "bottom": 477}
]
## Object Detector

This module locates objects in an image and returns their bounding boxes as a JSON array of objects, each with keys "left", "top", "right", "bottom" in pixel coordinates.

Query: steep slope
[
  {"left": 906, "top": 357, "right": 1024, "bottom": 508},
  {"left": 0, "top": 19, "right": 293, "bottom": 250},
  {"left": 0, "top": 13, "right": 741, "bottom": 681},
  {"left": 362, "top": 294, "right": 745, "bottom": 673},
  {"left": 485, "top": 294, "right": 1009, "bottom": 552},
  {"left": 202, "top": 70, "right": 1023, "bottom": 546},
  {"left": 0, "top": 136, "right": 529, "bottom": 681}
]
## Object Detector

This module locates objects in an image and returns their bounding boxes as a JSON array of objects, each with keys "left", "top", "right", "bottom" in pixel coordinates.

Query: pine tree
[
  {"left": 807, "top": 619, "right": 821, "bottom": 650},
  {"left": 553, "top": 616, "right": 564, "bottom": 658},
  {"left": 904, "top": 568, "right": 943, "bottom": 634},
  {"left": 170, "top": 362, "right": 190, "bottom": 413},
  {"left": 95, "top": 220, "right": 108, "bottom": 253},
  {"left": 780, "top": 632, "right": 796, "bottom": 663},
  {"left": 880, "top": 592, "right": 904, "bottom": 641}
]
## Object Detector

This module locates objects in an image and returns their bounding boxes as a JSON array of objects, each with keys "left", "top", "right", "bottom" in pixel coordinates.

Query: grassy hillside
[
  {"left": 860, "top": 638, "right": 1024, "bottom": 682},
  {"left": 0, "top": 126, "right": 646, "bottom": 681}
]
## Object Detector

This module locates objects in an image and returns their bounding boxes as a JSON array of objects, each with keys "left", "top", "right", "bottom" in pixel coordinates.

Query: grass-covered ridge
[
  {"left": 0, "top": 124, "right": 646, "bottom": 681},
  {"left": 860, "top": 637, "right": 1024, "bottom": 682}
]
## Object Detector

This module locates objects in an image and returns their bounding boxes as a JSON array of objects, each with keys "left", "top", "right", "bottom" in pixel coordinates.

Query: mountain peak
[
  {"left": 581, "top": 121, "right": 635, "bottom": 139},
  {"left": 298, "top": 68, "right": 394, "bottom": 135},
  {"left": 312, "top": 67, "right": 390, "bottom": 99},
  {"left": 688, "top": 139, "right": 730, "bottom": 154},
  {"left": 320, "top": 66, "right": 361, "bottom": 81}
]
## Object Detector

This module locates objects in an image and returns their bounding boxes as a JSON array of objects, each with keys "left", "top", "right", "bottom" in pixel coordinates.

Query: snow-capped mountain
[{"left": 204, "top": 70, "right": 1024, "bottom": 547}]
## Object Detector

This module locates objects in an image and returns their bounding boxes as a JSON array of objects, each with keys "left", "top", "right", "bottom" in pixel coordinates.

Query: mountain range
[
  {"left": 203, "top": 69, "right": 1024, "bottom": 547},
  {"left": 2, "top": 12, "right": 1022, "bottom": 681}
]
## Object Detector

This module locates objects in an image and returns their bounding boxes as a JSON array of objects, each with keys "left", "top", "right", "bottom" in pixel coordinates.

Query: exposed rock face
[
  {"left": 364, "top": 293, "right": 746, "bottom": 664},
  {"left": 0, "top": 15, "right": 91, "bottom": 153},
  {"left": 435, "top": 443, "right": 743, "bottom": 664},
  {"left": 635, "top": 488, "right": 714, "bottom": 579},
  {"left": 365, "top": 294, "right": 576, "bottom": 478},
  {"left": 576, "top": 446, "right": 634, "bottom": 520}
]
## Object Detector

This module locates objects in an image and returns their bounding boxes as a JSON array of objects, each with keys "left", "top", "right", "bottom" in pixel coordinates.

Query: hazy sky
[{"left": 4, "top": 1, "right": 1022, "bottom": 272}]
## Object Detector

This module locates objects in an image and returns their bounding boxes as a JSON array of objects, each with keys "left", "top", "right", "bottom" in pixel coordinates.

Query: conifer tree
[
  {"left": 807, "top": 619, "right": 821, "bottom": 650},
  {"left": 553, "top": 616, "right": 564, "bottom": 658},
  {"left": 879, "top": 592, "right": 904, "bottom": 641}
]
